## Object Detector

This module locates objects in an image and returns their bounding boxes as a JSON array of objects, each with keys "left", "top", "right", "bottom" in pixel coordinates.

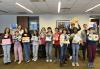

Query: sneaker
[
  {"left": 4, "top": 63, "right": 8, "bottom": 65},
  {"left": 32, "top": 58, "right": 34, "bottom": 61},
  {"left": 72, "top": 62, "right": 75, "bottom": 66},
  {"left": 8, "top": 62, "right": 11, "bottom": 64},
  {"left": 91, "top": 63, "right": 95, "bottom": 68},
  {"left": 46, "top": 59, "right": 49, "bottom": 62},
  {"left": 50, "top": 59, "right": 52, "bottom": 62},
  {"left": 18, "top": 61, "right": 22, "bottom": 64},
  {"left": 26, "top": 60, "right": 30, "bottom": 63},
  {"left": 69, "top": 56, "right": 72, "bottom": 60},
  {"left": 76, "top": 62, "right": 79, "bottom": 66},
  {"left": 88, "top": 63, "right": 91, "bottom": 68},
  {"left": 34, "top": 59, "right": 37, "bottom": 61}
]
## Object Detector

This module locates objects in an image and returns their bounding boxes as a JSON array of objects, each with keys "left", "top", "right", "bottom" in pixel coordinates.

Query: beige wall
[
  {"left": 39, "top": 14, "right": 90, "bottom": 32},
  {"left": 0, "top": 14, "right": 90, "bottom": 33}
]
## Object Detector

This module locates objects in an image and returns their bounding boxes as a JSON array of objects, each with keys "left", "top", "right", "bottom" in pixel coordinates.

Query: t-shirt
[
  {"left": 72, "top": 33, "right": 82, "bottom": 44},
  {"left": 39, "top": 32, "right": 46, "bottom": 45},
  {"left": 60, "top": 34, "right": 70, "bottom": 45},
  {"left": 31, "top": 35, "right": 39, "bottom": 45},
  {"left": 46, "top": 32, "right": 53, "bottom": 42},
  {"left": 53, "top": 32, "right": 60, "bottom": 46}
]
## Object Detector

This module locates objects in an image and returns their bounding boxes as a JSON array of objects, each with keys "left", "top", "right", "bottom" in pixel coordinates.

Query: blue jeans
[
  {"left": 23, "top": 42, "right": 30, "bottom": 62},
  {"left": 32, "top": 44, "right": 39, "bottom": 60},
  {"left": 2, "top": 44, "right": 11, "bottom": 63},
  {"left": 46, "top": 42, "right": 52, "bottom": 60},
  {"left": 60, "top": 44, "right": 68, "bottom": 63},
  {"left": 72, "top": 43, "right": 80, "bottom": 63}
]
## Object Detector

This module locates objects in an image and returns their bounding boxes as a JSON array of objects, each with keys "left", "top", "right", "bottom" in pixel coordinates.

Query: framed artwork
[
  {"left": 29, "top": 16, "right": 39, "bottom": 31},
  {"left": 56, "top": 20, "right": 70, "bottom": 29},
  {"left": 29, "top": 22, "right": 38, "bottom": 30}
]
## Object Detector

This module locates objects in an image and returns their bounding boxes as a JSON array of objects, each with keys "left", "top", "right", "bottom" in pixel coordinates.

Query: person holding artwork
[
  {"left": 39, "top": 27, "right": 46, "bottom": 58},
  {"left": 71, "top": 27, "right": 82, "bottom": 67},
  {"left": 22, "top": 28, "right": 31, "bottom": 63},
  {"left": 2, "top": 28, "right": 12, "bottom": 64},
  {"left": 87, "top": 27, "right": 99, "bottom": 68},
  {"left": 68, "top": 18, "right": 81, "bottom": 34},
  {"left": 17, "top": 25, "right": 24, "bottom": 35},
  {"left": 45, "top": 27, "right": 53, "bottom": 62},
  {"left": 13, "top": 31, "right": 23, "bottom": 64},
  {"left": 53, "top": 28, "right": 60, "bottom": 62},
  {"left": 60, "top": 28, "right": 70, "bottom": 67},
  {"left": 31, "top": 30, "right": 39, "bottom": 61},
  {"left": 67, "top": 18, "right": 81, "bottom": 60}
]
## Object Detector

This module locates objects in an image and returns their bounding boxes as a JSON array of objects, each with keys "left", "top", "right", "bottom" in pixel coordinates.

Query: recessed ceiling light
[
  {"left": 58, "top": 0, "right": 61, "bottom": 13},
  {"left": 85, "top": 4, "right": 100, "bottom": 12},
  {"left": 16, "top": 2, "right": 33, "bottom": 13}
]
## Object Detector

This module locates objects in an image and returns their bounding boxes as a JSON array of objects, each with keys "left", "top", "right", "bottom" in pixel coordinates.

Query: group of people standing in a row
[{"left": 1, "top": 18, "right": 99, "bottom": 68}]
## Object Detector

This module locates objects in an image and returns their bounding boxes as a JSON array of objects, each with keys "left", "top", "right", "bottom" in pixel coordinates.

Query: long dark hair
[
  {"left": 55, "top": 28, "right": 59, "bottom": 32},
  {"left": 41, "top": 27, "right": 46, "bottom": 32},
  {"left": 47, "top": 27, "right": 53, "bottom": 33},
  {"left": 23, "top": 28, "right": 28, "bottom": 33},
  {"left": 4, "top": 27, "right": 10, "bottom": 34},
  {"left": 32, "top": 30, "right": 39, "bottom": 37},
  {"left": 62, "top": 28, "right": 68, "bottom": 34},
  {"left": 73, "top": 27, "right": 78, "bottom": 33},
  {"left": 17, "top": 25, "right": 22, "bottom": 31}
]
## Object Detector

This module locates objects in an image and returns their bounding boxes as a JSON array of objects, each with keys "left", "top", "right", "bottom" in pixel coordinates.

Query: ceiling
[{"left": 0, "top": 0, "right": 100, "bottom": 14}]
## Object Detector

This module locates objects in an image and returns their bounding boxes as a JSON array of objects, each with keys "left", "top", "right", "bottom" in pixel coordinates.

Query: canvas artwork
[{"left": 56, "top": 20, "right": 70, "bottom": 29}]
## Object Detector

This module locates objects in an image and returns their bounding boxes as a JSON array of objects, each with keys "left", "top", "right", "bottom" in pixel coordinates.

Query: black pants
[
  {"left": 38, "top": 44, "right": 46, "bottom": 58},
  {"left": 81, "top": 42, "right": 87, "bottom": 60},
  {"left": 68, "top": 40, "right": 72, "bottom": 56},
  {"left": 54, "top": 45, "right": 60, "bottom": 60}
]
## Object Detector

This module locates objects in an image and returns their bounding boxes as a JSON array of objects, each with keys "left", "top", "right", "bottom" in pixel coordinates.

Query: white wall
[
  {"left": 0, "top": 14, "right": 90, "bottom": 33},
  {"left": 0, "top": 15, "right": 17, "bottom": 33},
  {"left": 40, "top": 14, "right": 90, "bottom": 32}
]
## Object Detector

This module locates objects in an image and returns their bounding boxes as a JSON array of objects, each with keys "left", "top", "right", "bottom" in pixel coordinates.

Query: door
[{"left": 17, "top": 16, "right": 29, "bottom": 29}]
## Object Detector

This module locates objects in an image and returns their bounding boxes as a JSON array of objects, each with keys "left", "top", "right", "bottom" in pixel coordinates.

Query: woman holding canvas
[{"left": 2, "top": 27, "right": 12, "bottom": 64}]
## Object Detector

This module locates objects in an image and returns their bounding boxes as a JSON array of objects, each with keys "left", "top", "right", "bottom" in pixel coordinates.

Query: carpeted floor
[{"left": 0, "top": 53, "right": 100, "bottom": 69}]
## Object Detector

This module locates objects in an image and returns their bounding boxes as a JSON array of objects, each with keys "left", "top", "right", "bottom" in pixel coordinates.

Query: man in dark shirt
[{"left": 81, "top": 24, "right": 88, "bottom": 60}]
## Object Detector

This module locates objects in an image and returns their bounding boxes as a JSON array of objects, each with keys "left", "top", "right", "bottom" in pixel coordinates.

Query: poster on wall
[
  {"left": 29, "top": 22, "right": 38, "bottom": 30},
  {"left": 88, "top": 22, "right": 97, "bottom": 29},
  {"left": 56, "top": 20, "right": 70, "bottom": 29},
  {"left": 10, "top": 23, "right": 17, "bottom": 29}
]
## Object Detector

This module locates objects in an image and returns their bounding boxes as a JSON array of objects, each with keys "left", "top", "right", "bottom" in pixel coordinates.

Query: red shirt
[{"left": 53, "top": 32, "right": 60, "bottom": 46}]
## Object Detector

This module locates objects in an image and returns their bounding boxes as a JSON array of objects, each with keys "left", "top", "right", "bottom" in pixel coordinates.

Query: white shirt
[
  {"left": 31, "top": 35, "right": 39, "bottom": 45},
  {"left": 60, "top": 34, "right": 70, "bottom": 47},
  {"left": 72, "top": 33, "right": 82, "bottom": 44}
]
